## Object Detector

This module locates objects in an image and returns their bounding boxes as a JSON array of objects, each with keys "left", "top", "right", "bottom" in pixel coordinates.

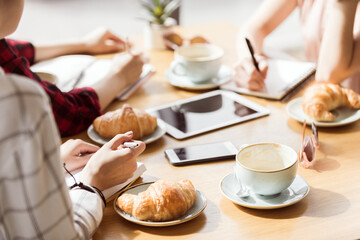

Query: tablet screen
[{"left": 147, "top": 91, "right": 269, "bottom": 139}]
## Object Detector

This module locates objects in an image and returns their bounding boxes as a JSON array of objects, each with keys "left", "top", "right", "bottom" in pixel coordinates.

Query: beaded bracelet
[{"left": 64, "top": 163, "right": 106, "bottom": 207}]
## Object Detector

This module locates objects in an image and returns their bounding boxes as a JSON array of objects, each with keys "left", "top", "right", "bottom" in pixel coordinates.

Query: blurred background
[{"left": 10, "top": 0, "right": 304, "bottom": 57}]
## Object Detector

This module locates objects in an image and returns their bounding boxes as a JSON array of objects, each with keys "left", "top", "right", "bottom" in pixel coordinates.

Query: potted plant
[{"left": 140, "top": 0, "right": 181, "bottom": 49}]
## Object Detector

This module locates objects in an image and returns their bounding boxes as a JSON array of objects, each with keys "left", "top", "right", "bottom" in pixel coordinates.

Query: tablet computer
[{"left": 146, "top": 90, "right": 270, "bottom": 139}]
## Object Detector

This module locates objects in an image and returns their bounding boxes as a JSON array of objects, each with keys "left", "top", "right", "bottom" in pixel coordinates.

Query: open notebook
[
  {"left": 65, "top": 162, "right": 146, "bottom": 202},
  {"left": 30, "top": 55, "right": 155, "bottom": 101},
  {"left": 220, "top": 59, "right": 316, "bottom": 100}
]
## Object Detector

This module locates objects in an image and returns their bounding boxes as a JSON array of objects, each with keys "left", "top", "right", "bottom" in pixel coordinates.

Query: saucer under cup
[
  {"left": 170, "top": 43, "right": 224, "bottom": 84},
  {"left": 220, "top": 173, "right": 309, "bottom": 209}
]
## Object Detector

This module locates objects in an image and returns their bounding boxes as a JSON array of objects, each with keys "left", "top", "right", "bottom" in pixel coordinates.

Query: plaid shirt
[
  {"left": 0, "top": 68, "right": 104, "bottom": 239},
  {"left": 0, "top": 38, "right": 102, "bottom": 137}
]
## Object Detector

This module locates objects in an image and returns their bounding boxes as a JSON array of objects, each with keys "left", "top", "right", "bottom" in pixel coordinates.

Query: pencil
[{"left": 245, "top": 38, "right": 260, "bottom": 72}]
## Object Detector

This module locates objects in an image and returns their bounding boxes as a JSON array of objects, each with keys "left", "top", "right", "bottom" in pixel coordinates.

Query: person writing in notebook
[
  {"left": 233, "top": 0, "right": 360, "bottom": 92},
  {"left": 0, "top": 0, "right": 145, "bottom": 137}
]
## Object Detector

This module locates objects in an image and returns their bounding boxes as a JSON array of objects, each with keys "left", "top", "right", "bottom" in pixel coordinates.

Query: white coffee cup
[
  {"left": 235, "top": 143, "right": 298, "bottom": 196},
  {"left": 170, "top": 43, "right": 224, "bottom": 83}
]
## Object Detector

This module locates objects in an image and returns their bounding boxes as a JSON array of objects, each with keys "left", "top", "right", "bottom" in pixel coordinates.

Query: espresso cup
[
  {"left": 170, "top": 43, "right": 224, "bottom": 83},
  {"left": 235, "top": 143, "right": 298, "bottom": 196}
]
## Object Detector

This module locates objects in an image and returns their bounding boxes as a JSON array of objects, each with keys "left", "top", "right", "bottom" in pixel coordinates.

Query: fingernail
[{"left": 125, "top": 131, "right": 133, "bottom": 135}]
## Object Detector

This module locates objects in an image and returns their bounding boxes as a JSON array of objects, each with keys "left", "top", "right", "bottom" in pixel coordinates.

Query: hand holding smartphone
[{"left": 165, "top": 141, "right": 238, "bottom": 166}]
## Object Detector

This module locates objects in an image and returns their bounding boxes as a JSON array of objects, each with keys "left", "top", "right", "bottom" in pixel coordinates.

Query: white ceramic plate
[
  {"left": 114, "top": 182, "right": 207, "bottom": 227},
  {"left": 166, "top": 65, "right": 233, "bottom": 91},
  {"left": 220, "top": 173, "right": 309, "bottom": 209},
  {"left": 87, "top": 118, "right": 167, "bottom": 145},
  {"left": 286, "top": 97, "right": 360, "bottom": 127}
]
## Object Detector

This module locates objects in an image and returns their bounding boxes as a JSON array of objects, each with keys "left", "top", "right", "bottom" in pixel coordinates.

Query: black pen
[{"left": 245, "top": 38, "right": 260, "bottom": 72}]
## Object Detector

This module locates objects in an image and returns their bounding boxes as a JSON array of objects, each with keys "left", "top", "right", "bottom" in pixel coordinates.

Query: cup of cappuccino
[
  {"left": 235, "top": 143, "right": 298, "bottom": 196},
  {"left": 170, "top": 43, "right": 224, "bottom": 83}
]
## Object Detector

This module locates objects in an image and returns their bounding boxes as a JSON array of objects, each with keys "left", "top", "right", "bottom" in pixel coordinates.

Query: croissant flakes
[
  {"left": 302, "top": 83, "right": 360, "bottom": 121},
  {"left": 93, "top": 104, "right": 157, "bottom": 139},
  {"left": 117, "top": 179, "right": 197, "bottom": 222}
]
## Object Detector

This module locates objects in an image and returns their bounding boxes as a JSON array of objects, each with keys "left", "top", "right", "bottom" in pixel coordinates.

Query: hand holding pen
[
  {"left": 79, "top": 131, "right": 146, "bottom": 191},
  {"left": 71, "top": 35, "right": 132, "bottom": 89},
  {"left": 232, "top": 37, "right": 268, "bottom": 91}
]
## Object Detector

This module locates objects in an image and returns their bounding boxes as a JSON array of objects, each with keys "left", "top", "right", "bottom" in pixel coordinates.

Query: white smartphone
[{"left": 164, "top": 141, "right": 238, "bottom": 166}]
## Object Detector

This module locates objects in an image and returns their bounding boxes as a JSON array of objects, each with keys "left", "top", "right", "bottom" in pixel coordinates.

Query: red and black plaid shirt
[{"left": 0, "top": 38, "right": 102, "bottom": 137}]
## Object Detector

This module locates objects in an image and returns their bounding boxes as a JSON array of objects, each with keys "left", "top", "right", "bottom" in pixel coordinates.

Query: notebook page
[
  {"left": 31, "top": 55, "right": 155, "bottom": 99},
  {"left": 30, "top": 55, "right": 95, "bottom": 91},
  {"left": 221, "top": 59, "right": 316, "bottom": 100},
  {"left": 261, "top": 59, "right": 316, "bottom": 95}
]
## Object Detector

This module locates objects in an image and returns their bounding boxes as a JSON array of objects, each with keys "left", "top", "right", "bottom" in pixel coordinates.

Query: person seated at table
[
  {"left": 233, "top": 0, "right": 360, "bottom": 92},
  {"left": 0, "top": 65, "right": 146, "bottom": 238},
  {"left": 0, "top": 0, "right": 145, "bottom": 137}
]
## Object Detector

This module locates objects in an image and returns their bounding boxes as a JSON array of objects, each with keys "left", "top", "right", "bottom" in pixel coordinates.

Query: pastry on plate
[
  {"left": 93, "top": 104, "right": 157, "bottom": 139},
  {"left": 302, "top": 83, "right": 360, "bottom": 121},
  {"left": 117, "top": 179, "right": 197, "bottom": 222}
]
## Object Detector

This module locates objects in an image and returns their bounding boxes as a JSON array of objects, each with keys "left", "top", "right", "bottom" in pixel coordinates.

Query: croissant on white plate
[
  {"left": 302, "top": 83, "right": 360, "bottom": 121},
  {"left": 93, "top": 104, "right": 157, "bottom": 139},
  {"left": 117, "top": 179, "right": 197, "bottom": 222}
]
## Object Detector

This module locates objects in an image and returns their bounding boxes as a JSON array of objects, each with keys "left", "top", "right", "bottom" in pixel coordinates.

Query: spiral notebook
[{"left": 220, "top": 59, "right": 316, "bottom": 100}]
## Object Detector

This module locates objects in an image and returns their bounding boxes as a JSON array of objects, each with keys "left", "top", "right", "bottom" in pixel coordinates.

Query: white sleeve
[
  {"left": 0, "top": 73, "right": 104, "bottom": 240},
  {"left": 69, "top": 189, "right": 105, "bottom": 238}
]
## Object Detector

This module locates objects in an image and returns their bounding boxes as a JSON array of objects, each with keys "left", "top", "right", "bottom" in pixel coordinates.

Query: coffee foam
[{"left": 237, "top": 144, "right": 297, "bottom": 171}]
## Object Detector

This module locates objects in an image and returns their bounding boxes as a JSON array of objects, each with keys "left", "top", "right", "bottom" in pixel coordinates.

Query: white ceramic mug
[
  {"left": 170, "top": 43, "right": 224, "bottom": 83},
  {"left": 235, "top": 143, "right": 298, "bottom": 196}
]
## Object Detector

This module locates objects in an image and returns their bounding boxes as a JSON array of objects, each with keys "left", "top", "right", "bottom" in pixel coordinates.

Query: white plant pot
[{"left": 144, "top": 20, "right": 175, "bottom": 50}]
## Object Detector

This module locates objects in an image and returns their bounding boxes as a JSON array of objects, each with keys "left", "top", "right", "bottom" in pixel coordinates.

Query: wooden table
[{"left": 69, "top": 22, "right": 360, "bottom": 239}]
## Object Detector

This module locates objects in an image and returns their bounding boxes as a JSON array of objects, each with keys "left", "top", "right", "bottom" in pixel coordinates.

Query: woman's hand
[
  {"left": 78, "top": 131, "right": 146, "bottom": 191},
  {"left": 60, "top": 139, "right": 100, "bottom": 172},
  {"left": 93, "top": 52, "right": 146, "bottom": 110},
  {"left": 232, "top": 54, "right": 268, "bottom": 91},
  {"left": 34, "top": 28, "right": 129, "bottom": 62},
  {"left": 106, "top": 52, "right": 146, "bottom": 91},
  {"left": 81, "top": 28, "right": 127, "bottom": 55}
]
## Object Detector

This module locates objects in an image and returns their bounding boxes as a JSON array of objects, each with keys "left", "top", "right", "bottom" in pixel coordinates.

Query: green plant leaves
[{"left": 139, "top": 0, "right": 181, "bottom": 25}]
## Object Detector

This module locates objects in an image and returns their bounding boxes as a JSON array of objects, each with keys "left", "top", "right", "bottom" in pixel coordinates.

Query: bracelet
[
  {"left": 71, "top": 182, "right": 107, "bottom": 207},
  {"left": 91, "top": 185, "right": 107, "bottom": 207}
]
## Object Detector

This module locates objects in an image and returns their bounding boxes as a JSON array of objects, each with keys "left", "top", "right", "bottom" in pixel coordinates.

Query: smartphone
[{"left": 164, "top": 141, "right": 238, "bottom": 166}]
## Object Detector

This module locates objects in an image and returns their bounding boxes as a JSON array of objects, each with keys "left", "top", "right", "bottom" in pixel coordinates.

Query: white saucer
[
  {"left": 286, "top": 97, "right": 360, "bottom": 127},
  {"left": 87, "top": 118, "right": 167, "bottom": 145},
  {"left": 166, "top": 65, "right": 233, "bottom": 90},
  {"left": 220, "top": 173, "right": 309, "bottom": 209},
  {"left": 114, "top": 182, "right": 207, "bottom": 227}
]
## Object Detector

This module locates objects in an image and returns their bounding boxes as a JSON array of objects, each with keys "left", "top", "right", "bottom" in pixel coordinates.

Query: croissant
[
  {"left": 93, "top": 104, "right": 157, "bottom": 139},
  {"left": 302, "top": 83, "right": 360, "bottom": 121},
  {"left": 117, "top": 179, "right": 197, "bottom": 222}
]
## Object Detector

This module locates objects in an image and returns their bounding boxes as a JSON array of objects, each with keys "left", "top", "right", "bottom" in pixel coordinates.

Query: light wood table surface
[{"left": 67, "top": 22, "right": 360, "bottom": 240}]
